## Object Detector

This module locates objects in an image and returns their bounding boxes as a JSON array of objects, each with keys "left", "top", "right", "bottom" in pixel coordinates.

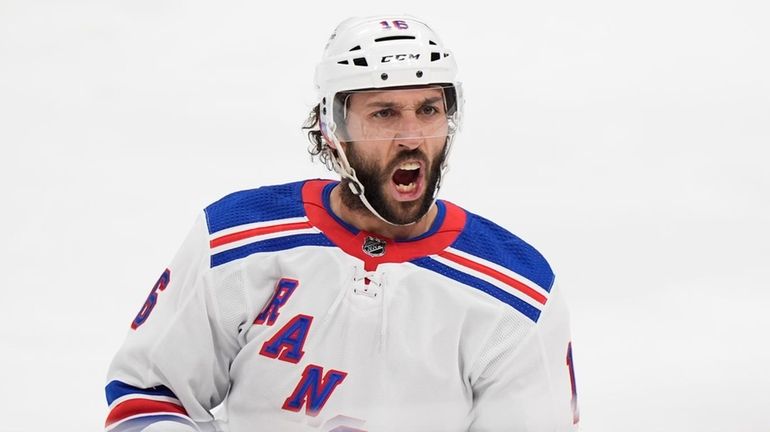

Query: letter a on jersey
[
  {"left": 259, "top": 314, "right": 313, "bottom": 363},
  {"left": 282, "top": 364, "right": 348, "bottom": 417}
]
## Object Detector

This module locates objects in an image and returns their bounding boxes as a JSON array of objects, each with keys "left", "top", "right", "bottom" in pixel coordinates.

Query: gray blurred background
[{"left": 1, "top": 0, "right": 768, "bottom": 430}]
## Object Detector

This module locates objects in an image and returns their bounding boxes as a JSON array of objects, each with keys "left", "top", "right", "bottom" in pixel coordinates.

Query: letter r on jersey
[
  {"left": 259, "top": 314, "right": 313, "bottom": 363},
  {"left": 255, "top": 278, "right": 299, "bottom": 326},
  {"left": 282, "top": 364, "right": 347, "bottom": 417}
]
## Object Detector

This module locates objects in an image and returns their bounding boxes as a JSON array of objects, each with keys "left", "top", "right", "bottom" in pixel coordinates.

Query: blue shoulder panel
[
  {"left": 451, "top": 211, "right": 555, "bottom": 292},
  {"left": 204, "top": 180, "right": 307, "bottom": 235}
]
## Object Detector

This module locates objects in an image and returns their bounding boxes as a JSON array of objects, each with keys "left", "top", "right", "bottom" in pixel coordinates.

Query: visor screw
[
  {"left": 380, "top": 73, "right": 388, "bottom": 81},
  {"left": 416, "top": 70, "right": 423, "bottom": 78},
  {"left": 322, "top": 97, "right": 326, "bottom": 105},
  {"left": 322, "top": 107, "right": 327, "bottom": 115}
]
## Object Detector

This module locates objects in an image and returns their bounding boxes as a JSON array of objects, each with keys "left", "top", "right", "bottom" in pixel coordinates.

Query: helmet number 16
[{"left": 380, "top": 20, "right": 409, "bottom": 30}]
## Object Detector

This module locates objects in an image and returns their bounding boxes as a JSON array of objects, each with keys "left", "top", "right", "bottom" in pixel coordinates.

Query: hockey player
[{"left": 105, "top": 15, "right": 580, "bottom": 432}]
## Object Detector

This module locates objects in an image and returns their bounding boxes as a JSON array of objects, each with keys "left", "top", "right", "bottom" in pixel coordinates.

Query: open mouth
[{"left": 390, "top": 161, "right": 423, "bottom": 197}]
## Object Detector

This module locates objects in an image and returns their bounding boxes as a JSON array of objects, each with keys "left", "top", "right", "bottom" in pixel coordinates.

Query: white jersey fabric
[{"left": 105, "top": 179, "right": 579, "bottom": 432}]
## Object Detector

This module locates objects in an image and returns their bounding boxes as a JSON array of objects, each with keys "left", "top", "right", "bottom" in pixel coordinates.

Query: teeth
[
  {"left": 395, "top": 182, "right": 417, "bottom": 193},
  {"left": 398, "top": 162, "right": 420, "bottom": 171}
]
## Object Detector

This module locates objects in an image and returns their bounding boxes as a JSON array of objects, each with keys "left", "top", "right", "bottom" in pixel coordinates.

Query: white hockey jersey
[{"left": 105, "top": 179, "right": 579, "bottom": 432}]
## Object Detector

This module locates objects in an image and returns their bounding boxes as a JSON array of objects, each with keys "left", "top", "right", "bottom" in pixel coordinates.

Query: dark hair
[{"left": 303, "top": 104, "right": 335, "bottom": 170}]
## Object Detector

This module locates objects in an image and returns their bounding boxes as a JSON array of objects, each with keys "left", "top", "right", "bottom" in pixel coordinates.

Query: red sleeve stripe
[
  {"left": 105, "top": 398, "right": 189, "bottom": 428},
  {"left": 438, "top": 250, "right": 548, "bottom": 305},
  {"left": 210, "top": 221, "right": 313, "bottom": 248},
  {"left": 108, "top": 394, "right": 182, "bottom": 411}
]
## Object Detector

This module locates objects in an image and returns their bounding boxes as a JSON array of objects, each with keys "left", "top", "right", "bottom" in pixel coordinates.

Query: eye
[
  {"left": 418, "top": 105, "right": 440, "bottom": 116},
  {"left": 372, "top": 108, "right": 396, "bottom": 119}
]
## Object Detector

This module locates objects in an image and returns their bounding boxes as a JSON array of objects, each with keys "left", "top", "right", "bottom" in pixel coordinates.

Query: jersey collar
[{"left": 302, "top": 179, "right": 466, "bottom": 270}]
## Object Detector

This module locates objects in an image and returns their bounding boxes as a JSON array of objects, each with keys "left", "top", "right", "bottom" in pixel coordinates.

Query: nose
[{"left": 393, "top": 112, "right": 425, "bottom": 149}]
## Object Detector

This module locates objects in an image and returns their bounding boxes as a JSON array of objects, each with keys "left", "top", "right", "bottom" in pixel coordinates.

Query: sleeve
[
  {"left": 105, "top": 213, "right": 243, "bottom": 432},
  {"left": 468, "top": 281, "right": 580, "bottom": 431}
]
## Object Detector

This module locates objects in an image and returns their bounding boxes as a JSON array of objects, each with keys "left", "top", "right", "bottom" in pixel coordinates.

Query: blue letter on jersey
[
  {"left": 131, "top": 269, "right": 171, "bottom": 330},
  {"left": 255, "top": 278, "right": 299, "bottom": 326},
  {"left": 282, "top": 364, "right": 348, "bottom": 417},
  {"left": 259, "top": 314, "right": 313, "bottom": 363}
]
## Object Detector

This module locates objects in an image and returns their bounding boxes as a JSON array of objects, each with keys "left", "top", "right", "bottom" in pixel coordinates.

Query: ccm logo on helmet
[{"left": 381, "top": 53, "right": 420, "bottom": 63}]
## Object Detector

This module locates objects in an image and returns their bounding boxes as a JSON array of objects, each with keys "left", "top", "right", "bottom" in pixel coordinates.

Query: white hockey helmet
[{"left": 314, "top": 15, "right": 464, "bottom": 226}]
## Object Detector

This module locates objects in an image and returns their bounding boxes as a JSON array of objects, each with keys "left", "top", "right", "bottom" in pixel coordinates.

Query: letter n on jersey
[
  {"left": 259, "top": 314, "right": 313, "bottom": 363},
  {"left": 282, "top": 364, "right": 348, "bottom": 417}
]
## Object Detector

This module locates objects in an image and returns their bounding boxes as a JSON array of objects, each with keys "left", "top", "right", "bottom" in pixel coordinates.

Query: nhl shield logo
[{"left": 362, "top": 236, "right": 386, "bottom": 257}]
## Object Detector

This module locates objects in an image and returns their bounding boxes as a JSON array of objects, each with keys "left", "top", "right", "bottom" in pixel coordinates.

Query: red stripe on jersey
[
  {"left": 438, "top": 250, "right": 547, "bottom": 305},
  {"left": 210, "top": 221, "right": 313, "bottom": 248},
  {"left": 105, "top": 398, "right": 188, "bottom": 427}
]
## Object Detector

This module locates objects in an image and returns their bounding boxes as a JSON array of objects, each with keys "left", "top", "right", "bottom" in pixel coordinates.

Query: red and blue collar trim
[{"left": 302, "top": 179, "right": 467, "bottom": 270}]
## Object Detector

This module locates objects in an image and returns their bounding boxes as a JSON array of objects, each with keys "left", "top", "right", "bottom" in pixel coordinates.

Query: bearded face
[
  {"left": 340, "top": 143, "right": 447, "bottom": 225},
  {"left": 332, "top": 86, "right": 452, "bottom": 226}
]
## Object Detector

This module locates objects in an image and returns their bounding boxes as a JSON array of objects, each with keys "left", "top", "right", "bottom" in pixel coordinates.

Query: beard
[{"left": 340, "top": 143, "right": 447, "bottom": 226}]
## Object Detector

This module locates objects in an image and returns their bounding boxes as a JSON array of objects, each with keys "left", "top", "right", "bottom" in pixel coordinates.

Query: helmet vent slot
[
  {"left": 429, "top": 40, "right": 437, "bottom": 45},
  {"left": 353, "top": 57, "right": 368, "bottom": 67},
  {"left": 431, "top": 52, "right": 441, "bottom": 62},
  {"left": 338, "top": 60, "right": 349, "bottom": 65},
  {"left": 374, "top": 35, "right": 416, "bottom": 42},
  {"left": 349, "top": 45, "right": 361, "bottom": 51}
]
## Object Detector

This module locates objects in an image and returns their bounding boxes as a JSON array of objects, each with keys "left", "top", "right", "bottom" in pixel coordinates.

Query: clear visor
[{"left": 331, "top": 84, "right": 457, "bottom": 143}]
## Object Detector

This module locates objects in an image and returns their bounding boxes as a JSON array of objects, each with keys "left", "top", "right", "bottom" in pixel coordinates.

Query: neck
[{"left": 329, "top": 184, "right": 438, "bottom": 240}]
